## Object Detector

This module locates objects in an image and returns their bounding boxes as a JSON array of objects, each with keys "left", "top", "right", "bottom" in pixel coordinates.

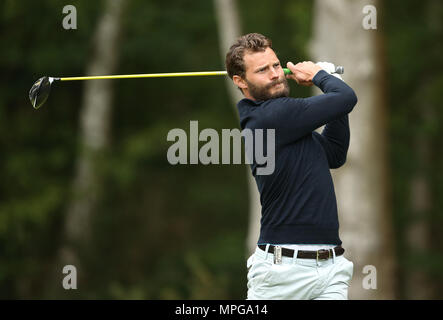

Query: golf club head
[{"left": 29, "top": 76, "right": 54, "bottom": 109}]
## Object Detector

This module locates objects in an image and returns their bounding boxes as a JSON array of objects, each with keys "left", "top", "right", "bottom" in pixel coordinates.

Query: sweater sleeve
[
  {"left": 313, "top": 114, "right": 350, "bottom": 169},
  {"left": 257, "top": 70, "right": 357, "bottom": 146}
]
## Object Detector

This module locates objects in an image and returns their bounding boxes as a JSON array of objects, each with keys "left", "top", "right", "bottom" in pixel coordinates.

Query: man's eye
[{"left": 274, "top": 63, "right": 281, "bottom": 68}]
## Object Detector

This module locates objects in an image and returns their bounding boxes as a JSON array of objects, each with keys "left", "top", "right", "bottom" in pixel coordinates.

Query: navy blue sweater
[{"left": 237, "top": 70, "right": 358, "bottom": 245}]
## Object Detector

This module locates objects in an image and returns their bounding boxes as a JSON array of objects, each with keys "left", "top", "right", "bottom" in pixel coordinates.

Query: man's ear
[{"left": 233, "top": 75, "right": 248, "bottom": 91}]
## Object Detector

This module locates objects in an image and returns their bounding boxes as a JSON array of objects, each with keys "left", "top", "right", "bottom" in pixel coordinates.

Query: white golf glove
[{"left": 316, "top": 61, "right": 343, "bottom": 80}]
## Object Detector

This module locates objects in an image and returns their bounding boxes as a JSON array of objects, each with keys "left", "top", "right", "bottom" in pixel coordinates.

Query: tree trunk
[
  {"left": 213, "top": 0, "right": 262, "bottom": 256},
  {"left": 49, "top": 0, "right": 126, "bottom": 295},
  {"left": 310, "top": 0, "right": 396, "bottom": 299}
]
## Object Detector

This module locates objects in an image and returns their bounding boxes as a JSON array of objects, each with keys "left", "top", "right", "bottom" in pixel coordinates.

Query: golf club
[{"left": 29, "top": 66, "right": 344, "bottom": 110}]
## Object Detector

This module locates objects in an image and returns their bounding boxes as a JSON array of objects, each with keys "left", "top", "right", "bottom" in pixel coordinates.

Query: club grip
[{"left": 283, "top": 66, "right": 344, "bottom": 75}]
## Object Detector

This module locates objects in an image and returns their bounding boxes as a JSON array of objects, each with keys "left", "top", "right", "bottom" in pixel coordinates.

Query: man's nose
[{"left": 269, "top": 68, "right": 279, "bottom": 80}]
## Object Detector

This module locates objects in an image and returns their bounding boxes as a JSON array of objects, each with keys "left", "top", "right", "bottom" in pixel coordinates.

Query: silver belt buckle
[{"left": 274, "top": 246, "right": 282, "bottom": 265}]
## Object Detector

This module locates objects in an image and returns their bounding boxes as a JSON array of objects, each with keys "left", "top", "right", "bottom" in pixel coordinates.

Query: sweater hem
[{"left": 258, "top": 224, "right": 342, "bottom": 245}]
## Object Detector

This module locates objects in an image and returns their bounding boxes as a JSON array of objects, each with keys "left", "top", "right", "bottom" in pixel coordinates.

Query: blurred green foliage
[
  {"left": 384, "top": 0, "right": 443, "bottom": 297},
  {"left": 1, "top": 0, "right": 442, "bottom": 299},
  {"left": 0, "top": 0, "right": 313, "bottom": 299}
]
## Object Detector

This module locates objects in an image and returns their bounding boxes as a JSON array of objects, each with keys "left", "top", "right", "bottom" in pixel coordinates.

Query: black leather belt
[{"left": 258, "top": 244, "right": 344, "bottom": 261}]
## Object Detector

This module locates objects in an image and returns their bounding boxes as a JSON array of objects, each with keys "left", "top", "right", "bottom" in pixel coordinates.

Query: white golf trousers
[{"left": 247, "top": 246, "right": 354, "bottom": 300}]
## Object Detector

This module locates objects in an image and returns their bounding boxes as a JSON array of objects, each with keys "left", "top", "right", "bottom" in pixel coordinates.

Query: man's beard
[{"left": 246, "top": 77, "right": 290, "bottom": 101}]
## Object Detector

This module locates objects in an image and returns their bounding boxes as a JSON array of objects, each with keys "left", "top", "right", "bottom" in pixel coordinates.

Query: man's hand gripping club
[{"left": 286, "top": 61, "right": 343, "bottom": 86}]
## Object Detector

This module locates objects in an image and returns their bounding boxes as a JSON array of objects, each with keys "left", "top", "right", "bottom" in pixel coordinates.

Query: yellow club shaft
[{"left": 59, "top": 71, "right": 228, "bottom": 81}]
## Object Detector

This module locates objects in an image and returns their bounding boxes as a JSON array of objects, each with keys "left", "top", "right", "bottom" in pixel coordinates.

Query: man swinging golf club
[{"left": 225, "top": 33, "right": 357, "bottom": 300}]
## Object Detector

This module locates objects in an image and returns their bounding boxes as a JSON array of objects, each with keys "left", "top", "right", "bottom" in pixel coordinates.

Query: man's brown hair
[{"left": 225, "top": 33, "right": 272, "bottom": 79}]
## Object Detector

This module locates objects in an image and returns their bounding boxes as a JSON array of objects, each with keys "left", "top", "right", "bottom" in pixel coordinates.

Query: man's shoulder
[
  {"left": 238, "top": 96, "right": 307, "bottom": 129},
  {"left": 237, "top": 98, "right": 261, "bottom": 125},
  {"left": 237, "top": 98, "right": 262, "bottom": 110},
  {"left": 238, "top": 96, "right": 302, "bottom": 109}
]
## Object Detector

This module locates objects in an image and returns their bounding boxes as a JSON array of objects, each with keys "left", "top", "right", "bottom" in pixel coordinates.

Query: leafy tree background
[{"left": 0, "top": 0, "right": 442, "bottom": 299}]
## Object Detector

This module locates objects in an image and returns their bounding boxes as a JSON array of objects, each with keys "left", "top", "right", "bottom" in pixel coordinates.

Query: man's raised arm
[{"left": 258, "top": 62, "right": 357, "bottom": 146}]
